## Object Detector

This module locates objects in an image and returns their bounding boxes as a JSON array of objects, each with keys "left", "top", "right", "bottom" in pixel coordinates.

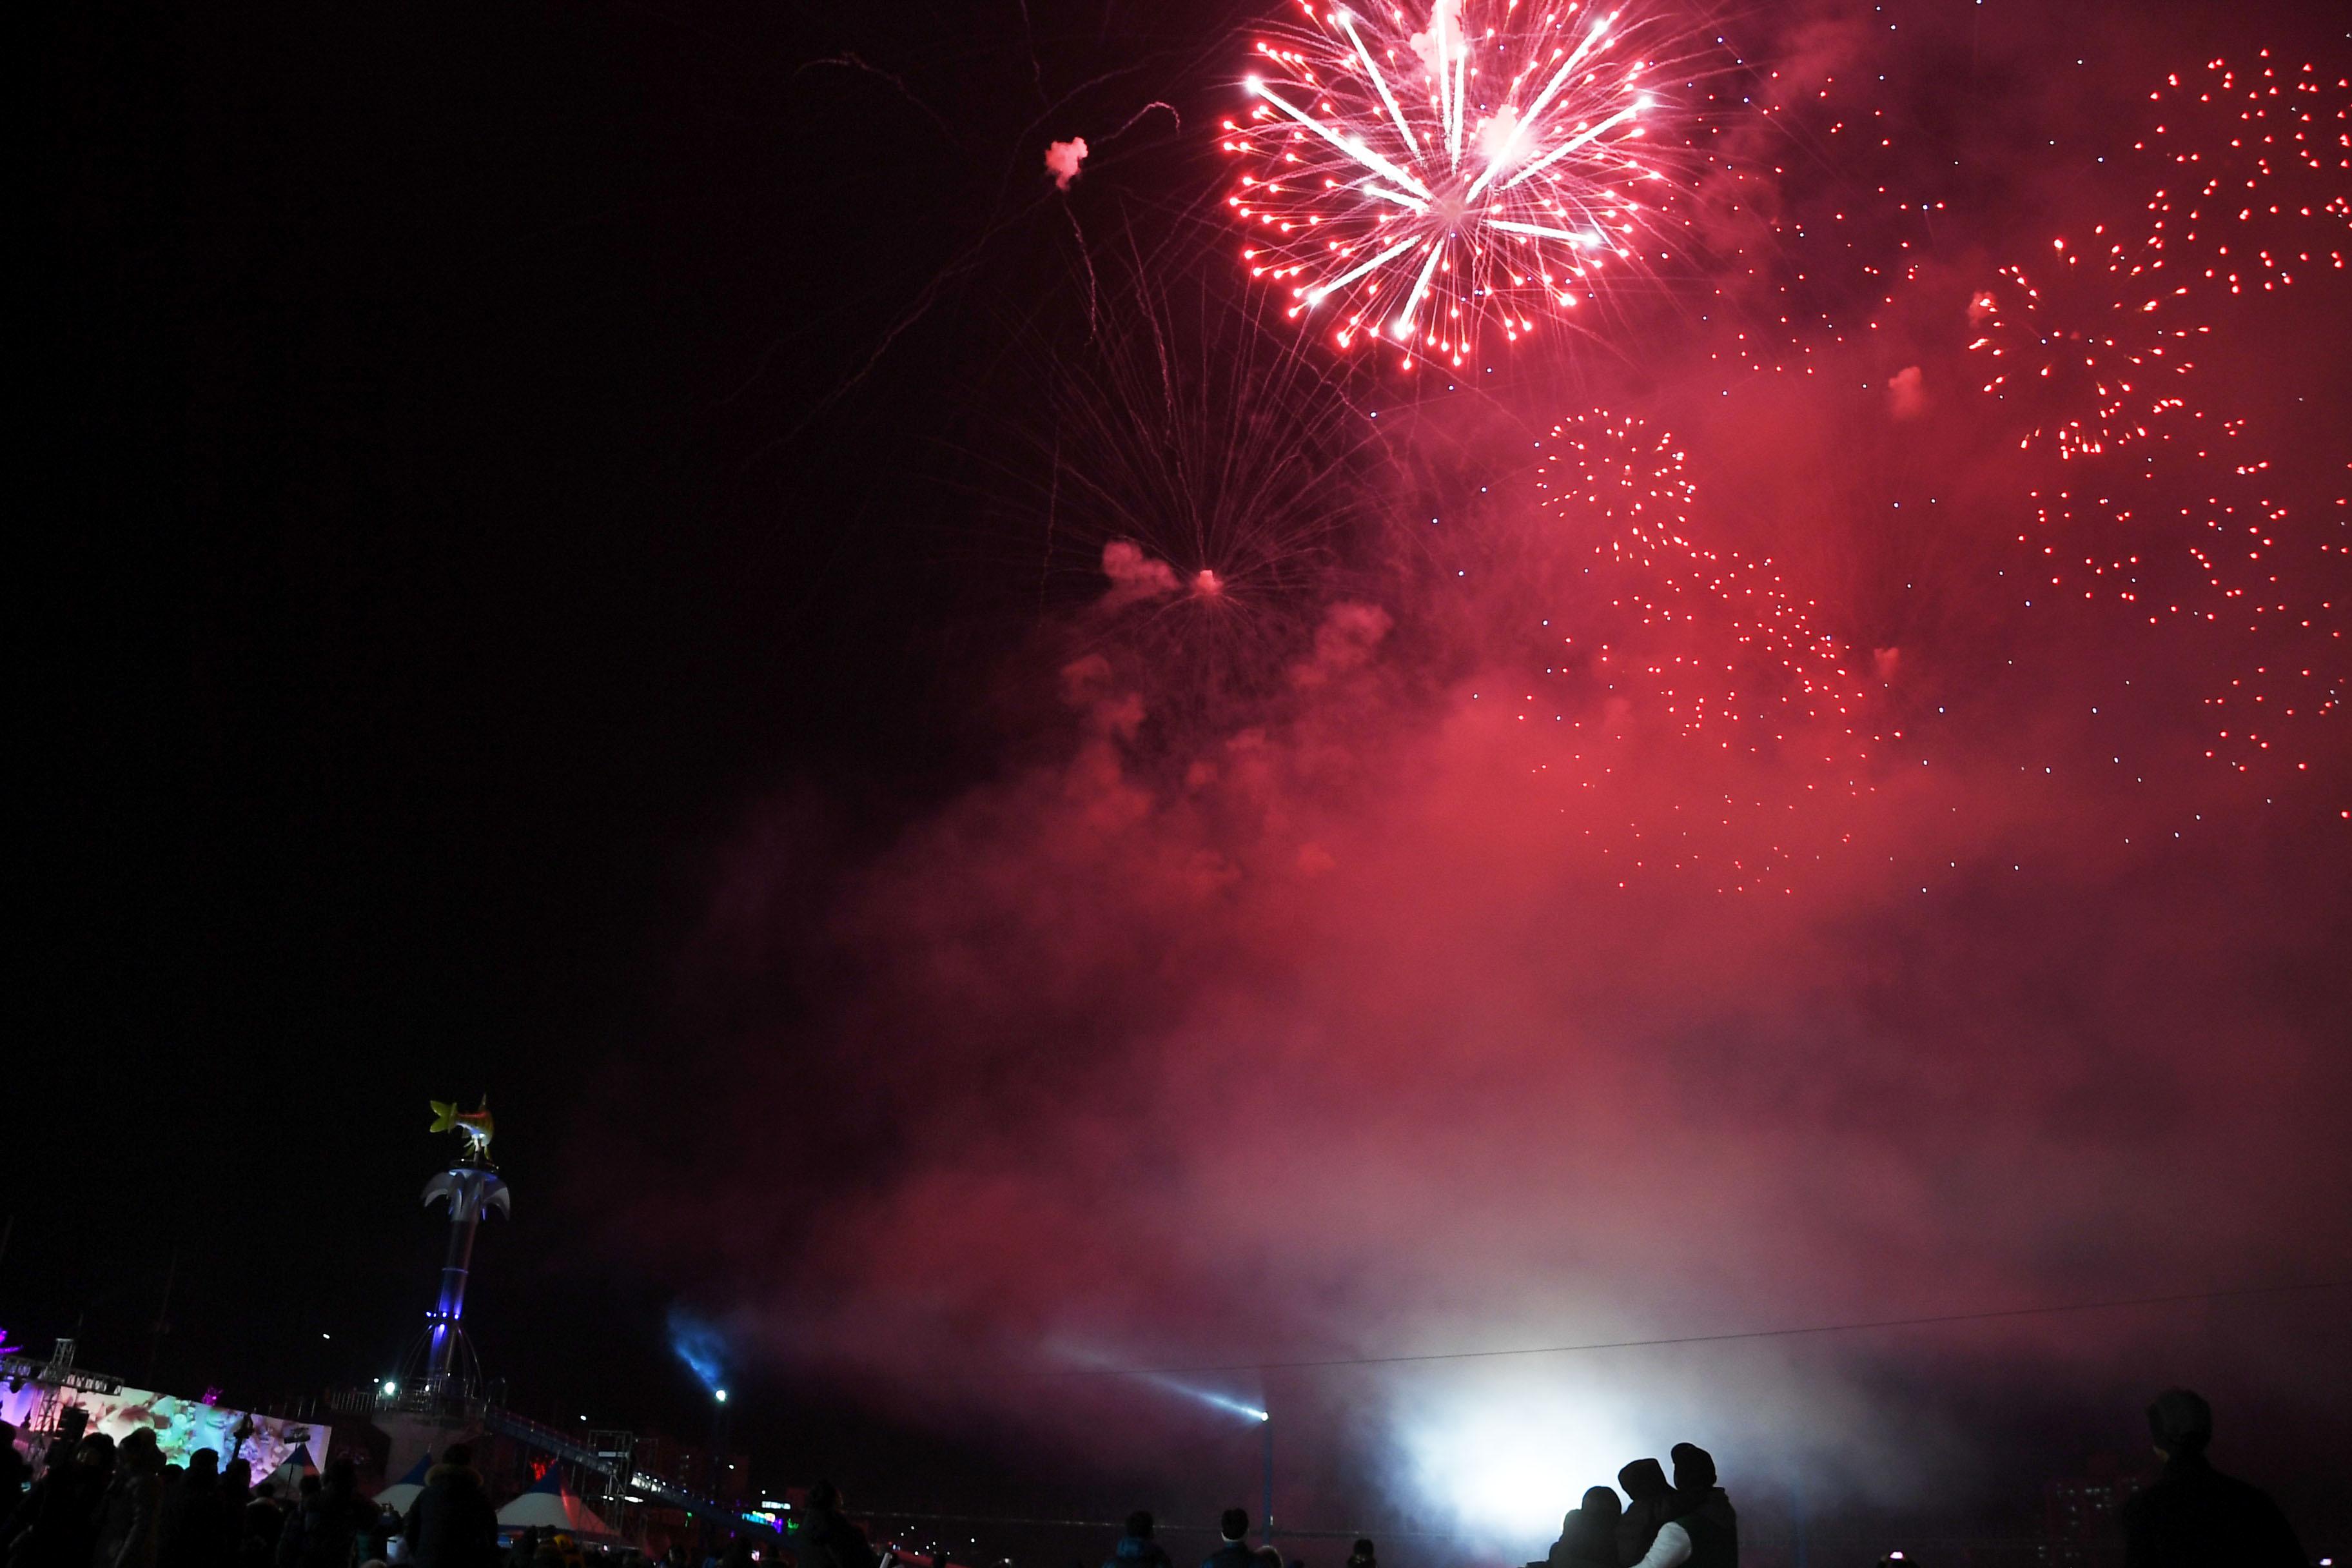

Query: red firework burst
[{"left": 1221, "top": 0, "right": 1700, "bottom": 370}]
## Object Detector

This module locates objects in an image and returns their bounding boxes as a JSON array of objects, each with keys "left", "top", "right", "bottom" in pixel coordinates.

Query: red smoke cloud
[
  {"left": 638, "top": 362, "right": 2350, "bottom": 1533},
  {"left": 1046, "top": 136, "right": 1089, "bottom": 191},
  {"left": 603, "top": 1, "right": 2352, "bottom": 1542}
]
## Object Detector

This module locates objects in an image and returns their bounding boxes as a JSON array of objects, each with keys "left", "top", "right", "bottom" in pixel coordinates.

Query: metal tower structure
[{"left": 400, "top": 1097, "right": 509, "bottom": 1406}]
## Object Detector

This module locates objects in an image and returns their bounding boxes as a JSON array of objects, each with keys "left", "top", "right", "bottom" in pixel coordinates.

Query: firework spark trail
[
  {"left": 1967, "top": 236, "right": 2208, "bottom": 461},
  {"left": 2135, "top": 56, "right": 2352, "bottom": 306},
  {"left": 1222, "top": 0, "right": 1694, "bottom": 370},
  {"left": 1981, "top": 429, "right": 2348, "bottom": 789},
  {"left": 1691, "top": 34, "right": 1945, "bottom": 380},
  {"left": 968, "top": 237, "right": 1396, "bottom": 747},
  {"left": 1970, "top": 60, "right": 2351, "bottom": 460},
  {"left": 2023, "top": 459, "right": 2346, "bottom": 774},
  {"left": 1420, "top": 411, "right": 1903, "bottom": 895},
  {"left": 1532, "top": 411, "right": 1868, "bottom": 743},
  {"left": 1968, "top": 57, "right": 2352, "bottom": 784}
]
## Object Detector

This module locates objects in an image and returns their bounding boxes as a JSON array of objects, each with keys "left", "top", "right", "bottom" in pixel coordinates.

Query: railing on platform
[{"left": 476, "top": 1405, "right": 757, "bottom": 1526}]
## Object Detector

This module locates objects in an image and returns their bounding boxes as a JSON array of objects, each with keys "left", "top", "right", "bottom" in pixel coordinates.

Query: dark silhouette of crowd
[
  {"left": 2122, "top": 1389, "right": 2304, "bottom": 1567},
  {"left": 1077, "top": 1389, "right": 2311, "bottom": 1568},
  {"left": 1527, "top": 1442, "right": 1734, "bottom": 1568},
  {"left": 1102, "top": 1514, "right": 1169, "bottom": 1568},
  {"left": 2, "top": 1387, "right": 2322, "bottom": 1568},
  {"left": 790, "top": 1482, "right": 876, "bottom": 1568},
  {"left": 400, "top": 1447, "right": 496, "bottom": 1568},
  {"left": 0, "top": 1439, "right": 502, "bottom": 1568},
  {"left": 1198, "top": 1511, "right": 1251, "bottom": 1568}
]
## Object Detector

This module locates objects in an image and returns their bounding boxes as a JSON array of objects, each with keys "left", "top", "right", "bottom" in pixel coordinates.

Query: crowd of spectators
[{"left": 3, "top": 1388, "right": 2316, "bottom": 1568}]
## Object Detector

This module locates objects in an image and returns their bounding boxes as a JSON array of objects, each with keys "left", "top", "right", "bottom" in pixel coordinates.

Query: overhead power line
[{"left": 1041, "top": 1275, "right": 2352, "bottom": 1378}]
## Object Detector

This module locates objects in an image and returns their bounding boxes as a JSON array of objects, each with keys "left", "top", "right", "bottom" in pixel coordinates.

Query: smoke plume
[{"left": 603, "top": 0, "right": 2352, "bottom": 1543}]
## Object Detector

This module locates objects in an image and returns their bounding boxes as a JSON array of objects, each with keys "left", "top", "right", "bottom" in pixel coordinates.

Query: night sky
[{"left": 23, "top": 0, "right": 2352, "bottom": 1558}]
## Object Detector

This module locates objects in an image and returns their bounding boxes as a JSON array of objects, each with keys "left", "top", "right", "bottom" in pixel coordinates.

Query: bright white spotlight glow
[
  {"left": 1394, "top": 1377, "right": 1653, "bottom": 1547},
  {"left": 1142, "top": 1372, "right": 1266, "bottom": 1423},
  {"left": 381, "top": 1380, "right": 397, "bottom": 1396},
  {"left": 714, "top": 1387, "right": 729, "bottom": 1403},
  {"left": 1047, "top": 1342, "right": 1265, "bottom": 1424}
]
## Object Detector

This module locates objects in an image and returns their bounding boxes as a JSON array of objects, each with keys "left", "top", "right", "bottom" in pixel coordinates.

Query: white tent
[
  {"left": 496, "top": 1470, "right": 616, "bottom": 1539},
  {"left": 375, "top": 1453, "right": 433, "bottom": 1514}
]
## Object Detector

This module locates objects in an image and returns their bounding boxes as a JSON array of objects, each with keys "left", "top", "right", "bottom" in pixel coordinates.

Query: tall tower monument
[{"left": 409, "top": 1097, "right": 509, "bottom": 1403}]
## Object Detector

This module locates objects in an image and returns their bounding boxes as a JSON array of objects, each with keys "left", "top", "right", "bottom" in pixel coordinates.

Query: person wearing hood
[
  {"left": 1612, "top": 1462, "right": 1672, "bottom": 1567},
  {"left": 1665, "top": 1445, "right": 1734, "bottom": 1568},
  {"left": 1103, "top": 1514, "right": 1171, "bottom": 1568},
  {"left": 1543, "top": 1489, "right": 1621, "bottom": 1568},
  {"left": 400, "top": 1450, "right": 495, "bottom": 1568},
  {"left": 2119, "top": 1389, "right": 2303, "bottom": 1567},
  {"left": 1617, "top": 1445, "right": 1735, "bottom": 1568},
  {"left": 93, "top": 1431, "right": 166, "bottom": 1568}
]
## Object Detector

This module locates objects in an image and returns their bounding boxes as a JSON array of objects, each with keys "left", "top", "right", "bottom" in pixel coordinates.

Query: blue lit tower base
[{"left": 400, "top": 1101, "right": 509, "bottom": 1408}]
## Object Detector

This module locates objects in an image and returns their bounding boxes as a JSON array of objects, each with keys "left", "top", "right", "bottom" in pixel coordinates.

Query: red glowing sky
[{"left": 590, "top": 0, "right": 2352, "bottom": 1536}]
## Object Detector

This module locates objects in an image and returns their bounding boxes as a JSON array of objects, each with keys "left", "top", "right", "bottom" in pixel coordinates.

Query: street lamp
[
  {"left": 1259, "top": 1409, "right": 1274, "bottom": 1545},
  {"left": 1125, "top": 1374, "right": 1268, "bottom": 1537},
  {"left": 711, "top": 1386, "right": 732, "bottom": 1499}
]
